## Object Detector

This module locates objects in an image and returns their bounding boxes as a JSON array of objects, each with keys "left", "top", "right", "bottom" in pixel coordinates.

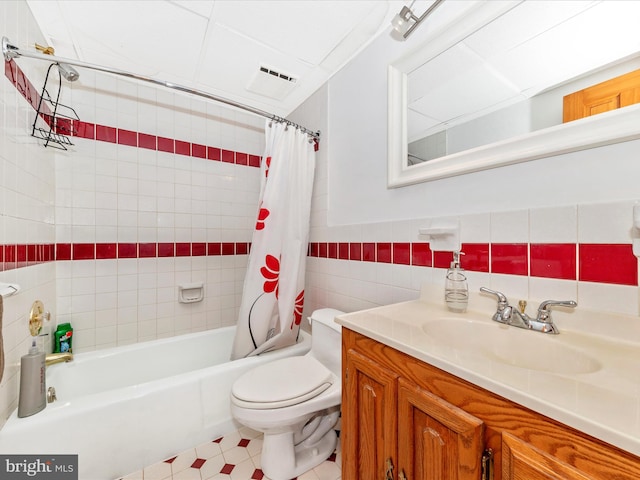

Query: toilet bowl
[{"left": 230, "top": 308, "right": 344, "bottom": 480}]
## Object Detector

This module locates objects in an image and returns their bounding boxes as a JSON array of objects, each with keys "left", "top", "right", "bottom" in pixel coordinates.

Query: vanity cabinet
[
  {"left": 343, "top": 337, "right": 483, "bottom": 480},
  {"left": 342, "top": 328, "right": 640, "bottom": 480}
]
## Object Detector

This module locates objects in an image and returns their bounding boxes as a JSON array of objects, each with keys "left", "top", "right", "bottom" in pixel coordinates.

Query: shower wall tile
[
  {"left": 0, "top": 0, "right": 58, "bottom": 429},
  {"left": 2, "top": 15, "right": 264, "bottom": 367}
]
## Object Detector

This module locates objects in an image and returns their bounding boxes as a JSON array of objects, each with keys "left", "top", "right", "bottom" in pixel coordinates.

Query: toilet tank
[{"left": 308, "top": 308, "right": 344, "bottom": 376}]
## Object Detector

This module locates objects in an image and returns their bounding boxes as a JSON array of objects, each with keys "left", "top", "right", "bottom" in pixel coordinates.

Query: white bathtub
[{"left": 0, "top": 326, "right": 311, "bottom": 479}]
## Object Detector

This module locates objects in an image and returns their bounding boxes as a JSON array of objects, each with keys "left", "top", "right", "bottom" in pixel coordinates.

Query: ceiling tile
[
  {"left": 209, "top": 0, "right": 388, "bottom": 66},
  {"left": 57, "top": 0, "right": 209, "bottom": 81}
]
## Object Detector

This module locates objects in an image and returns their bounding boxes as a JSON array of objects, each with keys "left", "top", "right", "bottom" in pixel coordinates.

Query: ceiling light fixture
[{"left": 391, "top": 0, "right": 446, "bottom": 41}]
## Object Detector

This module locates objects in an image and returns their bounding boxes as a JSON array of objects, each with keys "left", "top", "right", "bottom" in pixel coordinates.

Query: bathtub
[{"left": 0, "top": 326, "right": 311, "bottom": 479}]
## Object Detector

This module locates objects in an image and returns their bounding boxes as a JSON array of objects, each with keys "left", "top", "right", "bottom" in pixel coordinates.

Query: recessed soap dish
[{"left": 178, "top": 282, "right": 204, "bottom": 304}]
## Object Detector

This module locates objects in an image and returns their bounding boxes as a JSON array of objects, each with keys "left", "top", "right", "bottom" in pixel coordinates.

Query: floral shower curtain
[{"left": 230, "top": 120, "right": 316, "bottom": 359}]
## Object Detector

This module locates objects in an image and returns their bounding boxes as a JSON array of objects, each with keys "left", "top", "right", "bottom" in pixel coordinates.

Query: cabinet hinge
[{"left": 481, "top": 448, "right": 494, "bottom": 480}]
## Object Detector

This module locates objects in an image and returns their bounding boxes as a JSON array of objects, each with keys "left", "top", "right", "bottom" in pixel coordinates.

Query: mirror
[{"left": 388, "top": 1, "right": 640, "bottom": 187}]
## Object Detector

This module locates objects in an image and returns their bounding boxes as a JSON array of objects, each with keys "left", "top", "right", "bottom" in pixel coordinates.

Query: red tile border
[
  {"left": 56, "top": 243, "right": 72, "bottom": 261},
  {"left": 221, "top": 149, "right": 235, "bottom": 163},
  {"left": 411, "top": 242, "right": 432, "bottom": 267},
  {"left": 75, "top": 121, "right": 95, "bottom": 139},
  {"left": 491, "top": 243, "right": 528, "bottom": 276},
  {"left": 530, "top": 243, "right": 576, "bottom": 280},
  {"left": 393, "top": 242, "right": 411, "bottom": 265},
  {"left": 1, "top": 241, "right": 637, "bottom": 287},
  {"left": 362, "top": 243, "right": 376, "bottom": 262},
  {"left": 73, "top": 243, "right": 95, "bottom": 260},
  {"left": 157, "top": 136, "right": 175, "bottom": 153},
  {"left": 118, "top": 243, "right": 137, "bottom": 259},
  {"left": 377, "top": 243, "right": 392, "bottom": 263},
  {"left": 158, "top": 243, "right": 175, "bottom": 257},
  {"left": 96, "top": 125, "right": 117, "bottom": 143},
  {"left": 236, "top": 153, "right": 248, "bottom": 166},
  {"left": 176, "top": 242, "right": 191, "bottom": 257},
  {"left": 138, "top": 133, "right": 157, "bottom": 150},
  {"left": 139, "top": 243, "right": 157, "bottom": 258},
  {"left": 192, "top": 143, "right": 207, "bottom": 159},
  {"left": 461, "top": 243, "right": 490, "bottom": 273},
  {"left": 221, "top": 243, "right": 235, "bottom": 256},
  {"left": 349, "top": 242, "right": 362, "bottom": 261},
  {"left": 433, "top": 251, "right": 453, "bottom": 269},
  {"left": 208, "top": 147, "right": 221, "bottom": 161},
  {"left": 175, "top": 140, "right": 191, "bottom": 156},
  {"left": 579, "top": 244, "right": 637, "bottom": 286},
  {"left": 192, "top": 242, "right": 207, "bottom": 256},
  {"left": 118, "top": 129, "right": 137, "bottom": 147},
  {"left": 208, "top": 243, "right": 222, "bottom": 256},
  {"left": 338, "top": 242, "right": 350, "bottom": 260},
  {"left": 96, "top": 243, "right": 117, "bottom": 259}
]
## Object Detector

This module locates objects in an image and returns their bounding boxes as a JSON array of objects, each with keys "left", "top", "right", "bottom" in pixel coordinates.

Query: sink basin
[{"left": 422, "top": 318, "right": 601, "bottom": 375}]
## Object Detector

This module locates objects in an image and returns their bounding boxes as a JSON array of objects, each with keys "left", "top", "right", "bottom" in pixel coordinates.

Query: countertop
[{"left": 335, "top": 286, "right": 640, "bottom": 457}]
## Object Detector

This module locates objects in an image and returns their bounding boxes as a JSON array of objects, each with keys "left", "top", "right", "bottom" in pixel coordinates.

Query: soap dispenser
[
  {"left": 18, "top": 301, "right": 47, "bottom": 418},
  {"left": 445, "top": 251, "right": 468, "bottom": 313}
]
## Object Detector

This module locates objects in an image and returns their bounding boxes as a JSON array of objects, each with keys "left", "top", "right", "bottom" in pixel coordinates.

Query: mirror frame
[{"left": 387, "top": 3, "right": 640, "bottom": 188}]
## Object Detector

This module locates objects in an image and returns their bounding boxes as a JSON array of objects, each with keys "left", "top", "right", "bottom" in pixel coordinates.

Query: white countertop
[{"left": 335, "top": 286, "right": 640, "bottom": 457}]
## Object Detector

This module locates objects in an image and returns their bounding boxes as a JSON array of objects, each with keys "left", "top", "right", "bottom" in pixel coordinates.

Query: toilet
[{"left": 230, "top": 308, "right": 344, "bottom": 480}]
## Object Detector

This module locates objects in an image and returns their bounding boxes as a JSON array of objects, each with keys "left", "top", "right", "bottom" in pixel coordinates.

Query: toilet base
[{"left": 261, "top": 408, "right": 340, "bottom": 480}]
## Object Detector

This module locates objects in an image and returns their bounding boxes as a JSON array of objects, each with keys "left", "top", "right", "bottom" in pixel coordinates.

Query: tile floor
[{"left": 119, "top": 426, "right": 341, "bottom": 480}]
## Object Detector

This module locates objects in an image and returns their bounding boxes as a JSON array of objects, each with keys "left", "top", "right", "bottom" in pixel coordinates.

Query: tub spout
[{"left": 45, "top": 352, "right": 73, "bottom": 367}]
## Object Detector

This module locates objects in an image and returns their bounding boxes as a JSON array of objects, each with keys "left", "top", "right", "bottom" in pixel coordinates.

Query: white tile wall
[{"left": 0, "top": 0, "right": 58, "bottom": 428}]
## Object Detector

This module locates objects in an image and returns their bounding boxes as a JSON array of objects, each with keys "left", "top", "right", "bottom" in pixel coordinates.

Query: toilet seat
[{"left": 231, "top": 356, "right": 334, "bottom": 409}]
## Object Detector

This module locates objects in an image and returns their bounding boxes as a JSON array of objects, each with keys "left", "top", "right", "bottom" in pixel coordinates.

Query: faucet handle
[
  {"left": 480, "top": 287, "right": 508, "bottom": 307},
  {"left": 537, "top": 299, "right": 577, "bottom": 323}
]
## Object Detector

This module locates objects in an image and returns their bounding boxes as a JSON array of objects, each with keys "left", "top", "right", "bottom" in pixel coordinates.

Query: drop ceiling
[{"left": 25, "top": 0, "right": 407, "bottom": 117}]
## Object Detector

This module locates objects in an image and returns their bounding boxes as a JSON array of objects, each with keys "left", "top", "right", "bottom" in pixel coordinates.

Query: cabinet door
[
  {"left": 343, "top": 349, "right": 399, "bottom": 480},
  {"left": 502, "top": 433, "right": 592, "bottom": 480},
  {"left": 398, "top": 378, "right": 484, "bottom": 480}
]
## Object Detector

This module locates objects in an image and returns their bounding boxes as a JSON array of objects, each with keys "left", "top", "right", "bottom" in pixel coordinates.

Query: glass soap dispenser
[{"left": 445, "top": 251, "right": 468, "bottom": 313}]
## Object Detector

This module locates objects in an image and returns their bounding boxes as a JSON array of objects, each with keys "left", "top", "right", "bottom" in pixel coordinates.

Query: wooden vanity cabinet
[{"left": 342, "top": 328, "right": 640, "bottom": 480}]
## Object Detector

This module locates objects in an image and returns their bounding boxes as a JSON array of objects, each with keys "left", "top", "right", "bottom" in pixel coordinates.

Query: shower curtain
[{"left": 230, "top": 120, "right": 316, "bottom": 359}]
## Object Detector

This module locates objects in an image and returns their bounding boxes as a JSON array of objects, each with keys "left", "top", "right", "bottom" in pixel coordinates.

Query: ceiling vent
[{"left": 246, "top": 65, "right": 298, "bottom": 100}]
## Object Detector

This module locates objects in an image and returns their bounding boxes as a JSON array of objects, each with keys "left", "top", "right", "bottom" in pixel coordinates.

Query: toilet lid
[{"left": 232, "top": 356, "right": 334, "bottom": 409}]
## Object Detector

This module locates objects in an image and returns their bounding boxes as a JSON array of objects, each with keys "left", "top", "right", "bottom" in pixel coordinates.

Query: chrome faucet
[{"left": 480, "top": 287, "right": 577, "bottom": 334}]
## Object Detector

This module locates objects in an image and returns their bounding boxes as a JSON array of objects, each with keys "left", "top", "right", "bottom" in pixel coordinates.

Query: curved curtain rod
[{"left": 2, "top": 36, "right": 320, "bottom": 141}]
